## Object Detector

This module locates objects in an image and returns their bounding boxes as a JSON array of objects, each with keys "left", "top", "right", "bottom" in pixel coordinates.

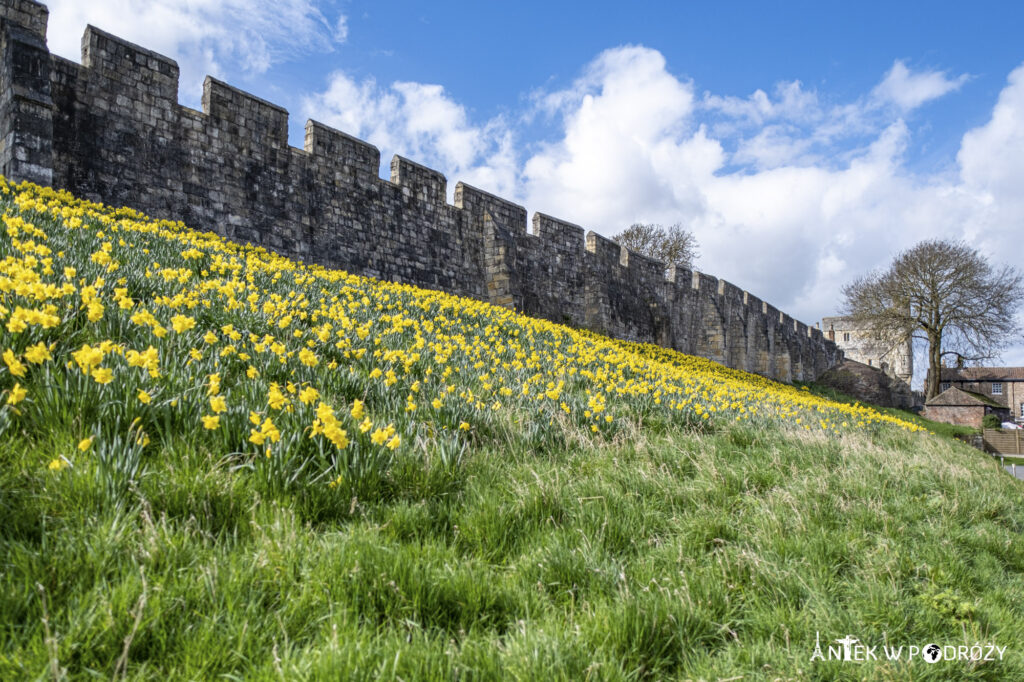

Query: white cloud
[
  {"left": 334, "top": 15, "right": 349, "bottom": 44},
  {"left": 702, "top": 62, "right": 968, "bottom": 172},
  {"left": 45, "top": 0, "right": 337, "bottom": 101},
  {"left": 704, "top": 80, "right": 821, "bottom": 127},
  {"left": 515, "top": 49, "right": 1020, "bottom": 374},
  {"left": 523, "top": 47, "right": 708, "bottom": 224},
  {"left": 301, "top": 73, "right": 519, "bottom": 200},
  {"left": 871, "top": 59, "right": 969, "bottom": 112},
  {"left": 296, "top": 48, "right": 1022, "bottom": 384},
  {"left": 731, "top": 125, "right": 818, "bottom": 170},
  {"left": 959, "top": 64, "right": 1024, "bottom": 205},
  {"left": 955, "top": 63, "right": 1024, "bottom": 340}
]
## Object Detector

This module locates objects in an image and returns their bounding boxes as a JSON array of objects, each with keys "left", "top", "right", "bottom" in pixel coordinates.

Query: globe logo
[{"left": 923, "top": 643, "right": 942, "bottom": 663}]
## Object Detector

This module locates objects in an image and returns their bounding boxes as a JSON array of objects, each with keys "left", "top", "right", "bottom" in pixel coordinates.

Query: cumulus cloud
[
  {"left": 871, "top": 59, "right": 969, "bottom": 112},
  {"left": 301, "top": 73, "right": 519, "bottom": 199},
  {"left": 45, "top": 0, "right": 340, "bottom": 101},
  {"left": 704, "top": 80, "right": 821, "bottom": 127},
  {"left": 701, "top": 61, "right": 968, "bottom": 173},
  {"left": 514, "top": 49, "right": 1017, "bottom": 347},
  {"left": 294, "top": 46, "right": 1022, "bottom": 378},
  {"left": 957, "top": 64, "right": 1024, "bottom": 366},
  {"left": 730, "top": 125, "right": 818, "bottom": 169},
  {"left": 958, "top": 76, "right": 1024, "bottom": 269},
  {"left": 523, "top": 47, "right": 708, "bottom": 222},
  {"left": 959, "top": 64, "right": 1024, "bottom": 209}
]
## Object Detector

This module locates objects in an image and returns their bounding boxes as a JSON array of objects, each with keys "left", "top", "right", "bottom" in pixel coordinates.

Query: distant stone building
[
  {"left": 922, "top": 386, "right": 1012, "bottom": 429},
  {"left": 928, "top": 367, "right": 1024, "bottom": 422},
  {"left": 821, "top": 316, "right": 913, "bottom": 387}
]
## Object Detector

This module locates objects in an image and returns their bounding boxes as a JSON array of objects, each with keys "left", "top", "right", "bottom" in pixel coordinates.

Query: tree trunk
[{"left": 926, "top": 332, "right": 943, "bottom": 400}]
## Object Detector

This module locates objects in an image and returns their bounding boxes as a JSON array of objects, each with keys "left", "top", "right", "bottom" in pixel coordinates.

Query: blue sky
[
  {"left": 43, "top": 1, "right": 1024, "bottom": 383},
  {"left": 304, "top": 1, "right": 1021, "bottom": 170}
]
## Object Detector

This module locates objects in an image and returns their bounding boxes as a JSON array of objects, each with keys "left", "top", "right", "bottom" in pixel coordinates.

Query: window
[
  {"left": 992, "top": 382, "right": 1003, "bottom": 395},
  {"left": 940, "top": 382, "right": 950, "bottom": 392},
  {"left": 843, "top": 332, "right": 850, "bottom": 342}
]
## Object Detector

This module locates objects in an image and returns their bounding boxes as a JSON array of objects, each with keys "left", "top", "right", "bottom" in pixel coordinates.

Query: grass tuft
[{"left": 1, "top": 178, "right": 1023, "bottom": 679}]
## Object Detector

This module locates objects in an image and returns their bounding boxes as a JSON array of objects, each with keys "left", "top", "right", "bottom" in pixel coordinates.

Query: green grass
[
  {"left": 3, "top": 180, "right": 1024, "bottom": 680},
  {"left": 3, "top": 415, "right": 1024, "bottom": 680}
]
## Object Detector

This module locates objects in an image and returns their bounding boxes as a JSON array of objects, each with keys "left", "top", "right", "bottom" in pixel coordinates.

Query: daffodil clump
[{"left": 0, "top": 177, "right": 924, "bottom": 492}]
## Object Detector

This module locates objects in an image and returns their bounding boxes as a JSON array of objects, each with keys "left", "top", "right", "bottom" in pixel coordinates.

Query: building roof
[
  {"left": 939, "top": 367, "right": 1024, "bottom": 381},
  {"left": 821, "top": 315, "right": 871, "bottom": 331},
  {"left": 926, "top": 386, "right": 1005, "bottom": 408}
]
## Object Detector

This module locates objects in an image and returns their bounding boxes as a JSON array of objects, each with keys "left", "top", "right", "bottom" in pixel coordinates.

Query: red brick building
[
  {"left": 922, "top": 387, "right": 1012, "bottom": 428},
  {"left": 928, "top": 367, "right": 1024, "bottom": 422}
]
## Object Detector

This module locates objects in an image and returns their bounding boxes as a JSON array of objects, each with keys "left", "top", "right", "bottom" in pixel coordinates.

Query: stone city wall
[{"left": 0, "top": 0, "right": 841, "bottom": 381}]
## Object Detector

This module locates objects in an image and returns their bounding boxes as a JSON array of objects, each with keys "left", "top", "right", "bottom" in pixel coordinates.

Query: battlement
[
  {"left": 615, "top": 241, "right": 661, "bottom": 275},
  {"left": 202, "top": 78, "right": 288, "bottom": 147},
  {"left": 391, "top": 155, "right": 447, "bottom": 206},
  {"left": 82, "top": 26, "right": 179, "bottom": 102},
  {"left": 0, "top": 0, "right": 841, "bottom": 381},
  {"left": 455, "top": 182, "right": 527, "bottom": 232},
  {"left": 0, "top": 0, "right": 43, "bottom": 40},
  {"left": 532, "top": 212, "right": 583, "bottom": 242},
  {"left": 691, "top": 270, "right": 717, "bottom": 292},
  {"left": 717, "top": 279, "right": 743, "bottom": 300},
  {"left": 305, "top": 120, "right": 381, "bottom": 186},
  {"left": 585, "top": 230, "right": 620, "bottom": 264}
]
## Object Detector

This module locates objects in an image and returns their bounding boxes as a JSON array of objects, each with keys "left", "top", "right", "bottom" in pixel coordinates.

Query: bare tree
[
  {"left": 842, "top": 239, "right": 1024, "bottom": 399},
  {"left": 613, "top": 223, "right": 699, "bottom": 269}
]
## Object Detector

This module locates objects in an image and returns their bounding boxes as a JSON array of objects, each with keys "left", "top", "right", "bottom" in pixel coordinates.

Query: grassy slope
[
  {"left": 800, "top": 381, "right": 980, "bottom": 440},
  {"left": 1, "top": 180, "right": 1023, "bottom": 680}
]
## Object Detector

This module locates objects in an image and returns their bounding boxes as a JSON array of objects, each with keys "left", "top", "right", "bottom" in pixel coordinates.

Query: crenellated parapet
[
  {"left": 0, "top": 0, "right": 43, "bottom": 40},
  {"left": 82, "top": 26, "right": 179, "bottom": 102},
  {"left": 0, "top": 0, "right": 841, "bottom": 382},
  {"left": 391, "top": 156, "right": 447, "bottom": 208},
  {"left": 305, "top": 120, "right": 381, "bottom": 187},
  {"left": 202, "top": 77, "right": 288, "bottom": 148}
]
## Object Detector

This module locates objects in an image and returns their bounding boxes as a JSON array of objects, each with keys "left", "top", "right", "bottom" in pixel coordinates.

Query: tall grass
[
  {"left": 4, "top": 419, "right": 1022, "bottom": 680},
  {"left": 1, "top": 179, "right": 1023, "bottom": 679}
]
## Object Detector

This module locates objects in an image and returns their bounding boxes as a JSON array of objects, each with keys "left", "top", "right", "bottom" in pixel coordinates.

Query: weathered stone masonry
[{"left": 0, "top": 0, "right": 842, "bottom": 381}]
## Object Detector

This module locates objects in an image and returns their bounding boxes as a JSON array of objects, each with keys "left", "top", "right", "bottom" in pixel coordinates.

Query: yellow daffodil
[
  {"left": 3, "top": 349, "right": 27, "bottom": 377},
  {"left": 91, "top": 367, "right": 113, "bottom": 384},
  {"left": 23, "top": 342, "right": 52, "bottom": 364},
  {"left": 7, "top": 383, "right": 27, "bottom": 405},
  {"left": 299, "top": 386, "right": 319, "bottom": 405},
  {"left": 171, "top": 314, "right": 196, "bottom": 333}
]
